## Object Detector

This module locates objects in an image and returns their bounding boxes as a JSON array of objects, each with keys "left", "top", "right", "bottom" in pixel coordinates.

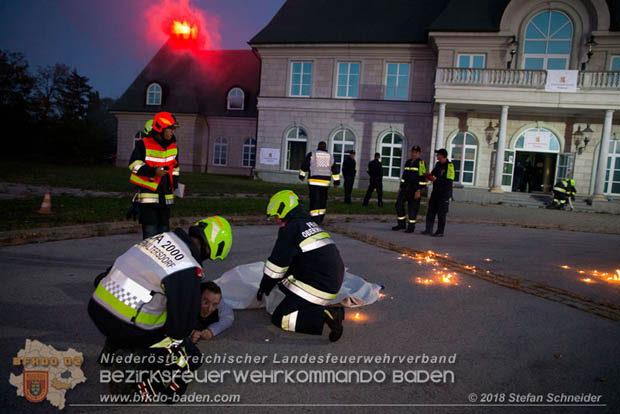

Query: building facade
[{"left": 250, "top": 0, "right": 620, "bottom": 196}]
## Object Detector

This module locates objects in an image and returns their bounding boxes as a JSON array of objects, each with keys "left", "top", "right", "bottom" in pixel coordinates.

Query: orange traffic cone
[{"left": 38, "top": 191, "right": 52, "bottom": 214}]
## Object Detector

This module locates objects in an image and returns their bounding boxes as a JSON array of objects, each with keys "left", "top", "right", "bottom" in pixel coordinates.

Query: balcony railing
[{"left": 436, "top": 68, "right": 620, "bottom": 90}]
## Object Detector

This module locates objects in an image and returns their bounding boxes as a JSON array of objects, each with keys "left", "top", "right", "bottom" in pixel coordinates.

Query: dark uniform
[
  {"left": 549, "top": 179, "right": 576, "bottom": 209},
  {"left": 88, "top": 228, "right": 203, "bottom": 400},
  {"left": 342, "top": 155, "right": 356, "bottom": 204},
  {"left": 129, "top": 134, "right": 180, "bottom": 239},
  {"left": 424, "top": 160, "right": 455, "bottom": 236},
  {"left": 393, "top": 158, "right": 427, "bottom": 231},
  {"left": 299, "top": 148, "right": 340, "bottom": 224},
  {"left": 259, "top": 205, "right": 345, "bottom": 336},
  {"left": 363, "top": 159, "right": 383, "bottom": 206}
]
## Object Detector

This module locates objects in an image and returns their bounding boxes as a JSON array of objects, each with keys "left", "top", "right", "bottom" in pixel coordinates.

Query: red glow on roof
[{"left": 145, "top": 0, "right": 221, "bottom": 51}]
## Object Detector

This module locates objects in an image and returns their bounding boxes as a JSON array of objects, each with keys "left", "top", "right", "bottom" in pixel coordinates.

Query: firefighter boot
[
  {"left": 392, "top": 220, "right": 406, "bottom": 231},
  {"left": 324, "top": 307, "right": 345, "bottom": 342},
  {"left": 405, "top": 223, "right": 415, "bottom": 233}
]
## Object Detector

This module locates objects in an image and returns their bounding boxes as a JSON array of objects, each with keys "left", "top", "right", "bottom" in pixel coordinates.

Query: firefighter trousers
[
  {"left": 395, "top": 186, "right": 420, "bottom": 224},
  {"left": 425, "top": 194, "right": 450, "bottom": 233},
  {"left": 308, "top": 185, "right": 328, "bottom": 224},
  {"left": 271, "top": 287, "right": 326, "bottom": 335}
]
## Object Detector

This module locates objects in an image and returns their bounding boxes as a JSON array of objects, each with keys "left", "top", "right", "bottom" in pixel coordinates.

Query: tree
[
  {"left": 0, "top": 50, "right": 35, "bottom": 125},
  {"left": 33, "top": 63, "right": 70, "bottom": 122},
  {"left": 56, "top": 68, "right": 92, "bottom": 121}
]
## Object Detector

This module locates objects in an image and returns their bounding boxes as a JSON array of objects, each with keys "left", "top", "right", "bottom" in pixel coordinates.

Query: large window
[
  {"left": 290, "top": 62, "right": 312, "bottom": 97},
  {"left": 336, "top": 62, "right": 360, "bottom": 98},
  {"left": 331, "top": 129, "right": 356, "bottom": 170},
  {"left": 146, "top": 83, "right": 162, "bottom": 105},
  {"left": 227, "top": 87, "right": 244, "bottom": 110},
  {"left": 611, "top": 56, "right": 620, "bottom": 71},
  {"left": 605, "top": 140, "right": 620, "bottom": 195},
  {"left": 380, "top": 132, "right": 403, "bottom": 178},
  {"left": 385, "top": 63, "right": 410, "bottom": 100},
  {"left": 213, "top": 137, "right": 228, "bottom": 166},
  {"left": 449, "top": 132, "right": 478, "bottom": 185},
  {"left": 285, "top": 127, "right": 308, "bottom": 171},
  {"left": 523, "top": 11, "right": 573, "bottom": 70},
  {"left": 242, "top": 137, "right": 256, "bottom": 167},
  {"left": 457, "top": 54, "right": 485, "bottom": 82}
]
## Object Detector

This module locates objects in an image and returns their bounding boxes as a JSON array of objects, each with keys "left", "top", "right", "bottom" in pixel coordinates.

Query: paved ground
[{"left": 1, "top": 224, "right": 620, "bottom": 413}]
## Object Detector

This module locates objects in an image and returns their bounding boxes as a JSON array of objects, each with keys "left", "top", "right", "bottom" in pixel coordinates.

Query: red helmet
[{"left": 152, "top": 112, "right": 179, "bottom": 133}]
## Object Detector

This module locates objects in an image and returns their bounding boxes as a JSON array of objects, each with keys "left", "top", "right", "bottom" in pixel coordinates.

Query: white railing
[{"left": 436, "top": 68, "right": 620, "bottom": 90}]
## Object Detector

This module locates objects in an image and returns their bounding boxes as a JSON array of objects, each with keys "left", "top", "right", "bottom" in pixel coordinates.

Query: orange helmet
[{"left": 152, "top": 112, "right": 179, "bottom": 133}]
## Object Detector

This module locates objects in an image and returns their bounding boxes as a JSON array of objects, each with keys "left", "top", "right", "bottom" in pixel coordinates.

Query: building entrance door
[{"left": 514, "top": 151, "right": 558, "bottom": 193}]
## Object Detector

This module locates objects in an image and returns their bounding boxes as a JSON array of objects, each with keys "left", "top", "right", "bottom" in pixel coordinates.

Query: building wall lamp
[
  {"left": 484, "top": 121, "right": 499, "bottom": 145},
  {"left": 573, "top": 124, "right": 593, "bottom": 155}
]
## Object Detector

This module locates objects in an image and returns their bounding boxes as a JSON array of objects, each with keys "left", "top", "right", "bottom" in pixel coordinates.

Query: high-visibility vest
[
  {"left": 92, "top": 232, "right": 201, "bottom": 331},
  {"left": 308, "top": 150, "right": 336, "bottom": 186},
  {"left": 129, "top": 137, "right": 178, "bottom": 204}
]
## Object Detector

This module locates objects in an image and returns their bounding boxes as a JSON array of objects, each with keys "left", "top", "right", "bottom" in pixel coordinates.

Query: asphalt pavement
[{"left": 1, "top": 224, "right": 619, "bottom": 413}]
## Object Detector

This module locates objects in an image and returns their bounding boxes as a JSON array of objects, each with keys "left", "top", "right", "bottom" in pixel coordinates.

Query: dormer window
[
  {"left": 227, "top": 87, "right": 245, "bottom": 110},
  {"left": 146, "top": 83, "right": 162, "bottom": 105}
]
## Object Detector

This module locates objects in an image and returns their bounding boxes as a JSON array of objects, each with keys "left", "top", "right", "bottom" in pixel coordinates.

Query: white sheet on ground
[{"left": 214, "top": 261, "right": 382, "bottom": 315}]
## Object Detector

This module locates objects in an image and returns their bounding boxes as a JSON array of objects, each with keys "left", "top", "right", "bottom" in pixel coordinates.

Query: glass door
[
  {"left": 501, "top": 150, "right": 515, "bottom": 192},
  {"left": 555, "top": 153, "right": 575, "bottom": 182}
]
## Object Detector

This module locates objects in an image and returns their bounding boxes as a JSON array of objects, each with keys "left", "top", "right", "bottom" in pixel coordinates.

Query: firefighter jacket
[
  {"left": 430, "top": 160, "right": 455, "bottom": 199},
  {"left": 90, "top": 229, "right": 203, "bottom": 342},
  {"left": 299, "top": 149, "right": 341, "bottom": 187},
  {"left": 129, "top": 134, "right": 180, "bottom": 205},
  {"left": 261, "top": 205, "right": 345, "bottom": 306},
  {"left": 400, "top": 158, "right": 427, "bottom": 191},
  {"left": 367, "top": 159, "right": 383, "bottom": 180},
  {"left": 553, "top": 179, "right": 577, "bottom": 198}
]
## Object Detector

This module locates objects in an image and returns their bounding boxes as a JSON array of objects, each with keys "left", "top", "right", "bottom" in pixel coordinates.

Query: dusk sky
[{"left": 0, "top": 0, "right": 287, "bottom": 98}]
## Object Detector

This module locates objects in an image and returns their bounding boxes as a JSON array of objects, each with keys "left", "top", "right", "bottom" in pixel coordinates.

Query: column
[
  {"left": 435, "top": 103, "right": 446, "bottom": 150},
  {"left": 593, "top": 109, "right": 614, "bottom": 199},
  {"left": 491, "top": 105, "right": 509, "bottom": 192}
]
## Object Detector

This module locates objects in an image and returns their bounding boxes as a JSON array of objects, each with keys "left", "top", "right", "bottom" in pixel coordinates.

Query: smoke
[{"left": 144, "top": 0, "right": 221, "bottom": 50}]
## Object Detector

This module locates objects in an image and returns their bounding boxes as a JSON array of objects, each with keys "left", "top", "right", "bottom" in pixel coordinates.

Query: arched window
[
  {"left": 227, "top": 87, "right": 244, "bottom": 110},
  {"left": 514, "top": 128, "right": 560, "bottom": 152},
  {"left": 242, "top": 137, "right": 256, "bottom": 167},
  {"left": 523, "top": 11, "right": 573, "bottom": 70},
  {"left": 331, "top": 129, "right": 356, "bottom": 170},
  {"left": 449, "top": 132, "right": 478, "bottom": 185},
  {"left": 379, "top": 132, "right": 403, "bottom": 178},
  {"left": 146, "top": 83, "right": 162, "bottom": 105},
  {"left": 213, "top": 137, "right": 228, "bottom": 166},
  {"left": 285, "top": 127, "right": 308, "bottom": 171}
]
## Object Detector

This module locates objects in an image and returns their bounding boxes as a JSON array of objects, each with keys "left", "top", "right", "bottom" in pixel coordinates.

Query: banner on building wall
[
  {"left": 259, "top": 148, "right": 280, "bottom": 165},
  {"left": 523, "top": 130, "right": 552, "bottom": 151},
  {"left": 545, "top": 70, "right": 578, "bottom": 92}
]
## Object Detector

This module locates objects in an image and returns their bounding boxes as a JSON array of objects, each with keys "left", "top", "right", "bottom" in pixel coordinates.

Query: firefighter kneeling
[
  {"left": 88, "top": 217, "right": 232, "bottom": 402},
  {"left": 258, "top": 190, "right": 346, "bottom": 342},
  {"left": 548, "top": 178, "right": 576, "bottom": 210}
]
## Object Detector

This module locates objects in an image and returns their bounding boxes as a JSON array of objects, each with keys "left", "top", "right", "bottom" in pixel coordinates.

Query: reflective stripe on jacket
[
  {"left": 129, "top": 137, "right": 178, "bottom": 203},
  {"left": 92, "top": 232, "right": 201, "bottom": 331}
]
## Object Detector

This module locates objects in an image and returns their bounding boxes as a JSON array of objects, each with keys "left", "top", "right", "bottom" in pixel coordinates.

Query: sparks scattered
[
  {"left": 415, "top": 277, "right": 434, "bottom": 285},
  {"left": 578, "top": 270, "right": 585, "bottom": 274},
  {"left": 484, "top": 258, "right": 492, "bottom": 262},
  {"left": 560, "top": 265, "right": 570, "bottom": 269},
  {"left": 348, "top": 312, "right": 368, "bottom": 322},
  {"left": 581, "top": 278, "right": 594, "bottom": 284}
]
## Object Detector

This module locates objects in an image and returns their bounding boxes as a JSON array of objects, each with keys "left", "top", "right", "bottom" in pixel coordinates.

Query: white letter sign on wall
[
  {"left": 545, "top": 70, "right": 578, "bottom": 92},
  {"left": 259, "top": 148, "right": 280, "bottom": 165}
]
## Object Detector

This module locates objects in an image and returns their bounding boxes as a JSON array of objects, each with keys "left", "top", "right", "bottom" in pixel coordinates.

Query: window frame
[
  {"left": 379, "top": 131, "right": 404, "bottom": 179},
  {"left": 522, "top": 10, "right": 573, "bottom": 70},
  {"left": 242, "top": 137, "right": 256, "bottom": 168},
  {"left": 449, "top": 132, "right": 478, "bottom": 186},
  {"left": 384, "top": 62, "right": 411, "bottom": 101},
  {"left": 331, "top": 128, "right": 356, "bottom": 170},
  {"left": 146, "top": 83, "right": 162, "bottom": 106},
  {"left": 609, "top": 56, "right": 620, "bottom": 71},
  {"left": 289, "top": 61, "right": 313, "bottom": 97},
  {"left": 335, "top": 61, "right": 361, "bottom": 99},
  {"left": 213, "top": 137, "right": 228, "bottom": 166},
  {"left": 227, "top": 87, "right": 245, "bottom": 110},
  {"left": 284, "top": 127, "right": 308, "bottom": 171}
]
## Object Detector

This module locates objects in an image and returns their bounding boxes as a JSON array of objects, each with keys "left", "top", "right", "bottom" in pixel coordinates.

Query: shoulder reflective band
[
  {"left": 299, "top": 232, "right": 333, "bottom": 252},
  {"left": 447, "top": 163, "right": 455, "bottom": 180},
  {"left": 281, "top": 311, "right": 299, "bottom": 332},
  {"left": 308, "top": 178, "right": 330, "bottom": 186},
  {"left": 281, "top": 276, "right": 337, "bottom": 306},
  {"left": 264, "top": 260, "right": 288, "bottom": 279}
]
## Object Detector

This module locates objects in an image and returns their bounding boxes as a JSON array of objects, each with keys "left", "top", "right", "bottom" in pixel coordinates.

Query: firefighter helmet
[
  {"left": 189, "top": 216, "right": 232, "bottom": 261},
  {"left": 143, "top": 119, "right": 153, "bottom": 135},
  {"left": 153, "top": 112, "right": 179, "bottom": 133},
  {"left": 266, "top": 190, "right": 299, "bottom": 219}
]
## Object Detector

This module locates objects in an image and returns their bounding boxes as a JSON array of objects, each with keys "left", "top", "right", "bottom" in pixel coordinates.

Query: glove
[{"left": 257, "top": 274, "right": 278, "bottom": 301}]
